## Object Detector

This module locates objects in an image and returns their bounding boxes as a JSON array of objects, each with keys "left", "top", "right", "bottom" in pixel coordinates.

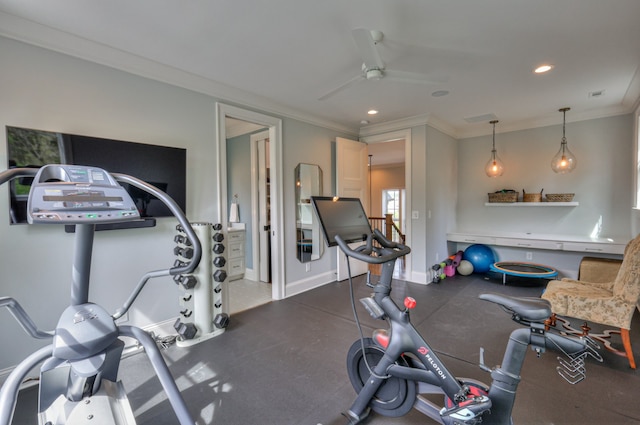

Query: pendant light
[
  {"left": 485, "top": 120, "right": 504, "bottom": 177},
  {"left": 551, "top": 107, "right": 577, "bottom": 173}
]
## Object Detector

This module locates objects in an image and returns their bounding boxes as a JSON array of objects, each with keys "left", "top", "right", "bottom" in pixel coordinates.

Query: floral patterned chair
[{"left": 541, "top": 233, "right": 640, "bottom": 369}]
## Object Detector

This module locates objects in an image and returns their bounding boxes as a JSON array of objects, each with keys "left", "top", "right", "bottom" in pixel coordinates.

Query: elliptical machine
[{"left": 0, "top": 164, "right": 201, "bottom": 425}]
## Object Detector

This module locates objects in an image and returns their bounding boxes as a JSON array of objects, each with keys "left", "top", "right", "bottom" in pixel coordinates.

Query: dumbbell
[
  {"left": 213, "top": 243, "right": 225, "bottom": 254},
  {"left": 214, "top": 313, "right": 230, "bottom": 329},
  {"left": 213, "top": 232, "right": 224, "bottom": 242},
  {"left": 174, "top": 246, "right": 194, "bottom": 259},
  {"left": 174, "top": 275, "right": 197, "bottom": 290},
  {"left": 173, "top": 318, "right": 197, "bottom": 340},
  {"left": 174, "top": 234, "right": 192, "bottom": 246},
  {"left": 213, "top": 256, "right": 226, "bottom": 268},
  {"left": 213, "top": 269, "right": 227, "bottom": 282}
]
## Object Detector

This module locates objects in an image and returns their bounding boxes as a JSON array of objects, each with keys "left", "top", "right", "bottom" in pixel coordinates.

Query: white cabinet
[
  {"left": 227, "top": 228, "right": 245, "bottom": 281},
  {"left": 447, "top": 231, "right": 627, "bottom": 255}
]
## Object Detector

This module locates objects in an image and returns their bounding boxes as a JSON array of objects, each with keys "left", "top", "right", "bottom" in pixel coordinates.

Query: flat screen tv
[
  {"left": 6, "top": 126, "right": 186, "bottom": 226},
  {"left": 311, "top": 196, "right": 371, "bottom": 247}
]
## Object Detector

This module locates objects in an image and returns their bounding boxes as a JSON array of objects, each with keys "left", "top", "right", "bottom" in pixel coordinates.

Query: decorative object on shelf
[
  {"left": 545, "top": 193, "right": 575, "bottom": 202},
  {"left": 485, "top": 119, "right": 505, "bottom": 177},
  {"left": 523, "top": 189, "right": 543, "bottom": 202},
  {"left": 487, "top": 189, "right": 517, "bottom": 203},
  {"left": 229, "top": 194, "right": 239, "bottom": 223},
  {"left": 551, "top": 107, "right": 577, "bottom": 173}
]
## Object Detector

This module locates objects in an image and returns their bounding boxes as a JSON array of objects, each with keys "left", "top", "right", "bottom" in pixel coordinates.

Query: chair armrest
[{"left": 559, "top": 277, "right": 615, "bottom": 291}]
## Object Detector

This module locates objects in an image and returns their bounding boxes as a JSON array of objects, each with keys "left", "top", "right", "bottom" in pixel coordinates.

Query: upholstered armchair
[{"left": 541, "top": 233, "right": 640, "bottom": 369}]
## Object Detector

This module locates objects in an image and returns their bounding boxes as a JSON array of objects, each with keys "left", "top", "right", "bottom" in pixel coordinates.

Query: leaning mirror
[{"left": 295, "top": 163, "right": 323, "bottom": 262}]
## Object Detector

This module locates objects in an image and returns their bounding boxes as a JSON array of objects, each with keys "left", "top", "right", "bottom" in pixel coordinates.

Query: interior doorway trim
[
  {"left": 360, "top": 129, "right": 412, "bottom": 282},
  {"left": 215, "top": 103, "right": 285, "bottom": 300}
]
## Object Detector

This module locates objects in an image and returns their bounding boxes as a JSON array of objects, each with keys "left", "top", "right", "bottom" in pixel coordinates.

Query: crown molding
[
  {"left": 455, "top": 105, "right": 634, "bottom": 139},
  {"left": 0, "top": 11, "right": 358, "bottom": 137},
  {"left": 1, "top": 11, "right": 636, "bottom": 143},
  {"left": 359, "top": 113, "right": 458, "bottom": 139},
  {"left": 623, "top": 65, "right": 640, "bottom": 111}
]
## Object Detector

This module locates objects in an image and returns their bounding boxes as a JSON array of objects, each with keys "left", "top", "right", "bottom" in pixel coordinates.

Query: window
[{"left": 382, "top": 188, "right": 405, "bottom": 234}]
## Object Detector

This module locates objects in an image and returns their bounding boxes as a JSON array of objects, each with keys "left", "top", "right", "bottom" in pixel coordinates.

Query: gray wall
[
  {"left": 0, "top": 34, "right": 636, "bottom": 371},
  {"left": 0, "top": 36, "right": 221, "bottom": 370},
  {"left": 454, "top": 114, "right": 635, "bottom": 276},
  {"left": 226, "top": 132, "right": 254, "bottom": 269},
  {"left": 0, "top": 36, "right": 354, "bottom": 370},
  {"left": 283, "top": 119, "right": 353, "bottom": 290}
]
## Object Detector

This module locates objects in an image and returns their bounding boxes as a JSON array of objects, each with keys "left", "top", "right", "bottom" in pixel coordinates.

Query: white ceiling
[{"left": 0, "top": 0, "right": 639, "bottom": 138}]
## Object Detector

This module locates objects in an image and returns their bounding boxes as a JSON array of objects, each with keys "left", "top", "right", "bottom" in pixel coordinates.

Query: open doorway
[
  {"left": 362, "top": 130, "right": 412, "bottom": 281},
  {"left": 216, "top": 103, "right": 285, "bottom": 314}
]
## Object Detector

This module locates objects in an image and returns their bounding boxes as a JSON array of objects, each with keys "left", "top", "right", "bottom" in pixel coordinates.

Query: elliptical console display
[{"left": 27, "top": 164, "right": 140, "bottom": 224}]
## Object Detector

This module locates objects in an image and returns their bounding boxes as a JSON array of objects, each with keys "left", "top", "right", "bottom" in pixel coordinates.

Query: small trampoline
[{"left": 489, "top": 261, "right": 558, "bottom": 285}]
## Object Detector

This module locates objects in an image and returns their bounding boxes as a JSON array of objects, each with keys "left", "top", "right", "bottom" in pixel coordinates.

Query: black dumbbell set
[{"left": 173, "top": 222, "right": 230, "bottom": 346}]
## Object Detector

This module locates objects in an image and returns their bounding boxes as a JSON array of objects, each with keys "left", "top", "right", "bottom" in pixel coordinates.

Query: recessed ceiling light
[
  {"left": 534, "top": 64, "right": 554, "bottom": 74},
  {"left": 368, "top": 109, "right": 379, "bottom": 115},
  {"left": 431, "top": 90, "right": 449, "bottom": 97}
]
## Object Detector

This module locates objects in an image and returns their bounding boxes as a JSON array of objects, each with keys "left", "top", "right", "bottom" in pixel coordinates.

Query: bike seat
[{"left": 479, "top": 293, "right": 551, "bottom": 322}]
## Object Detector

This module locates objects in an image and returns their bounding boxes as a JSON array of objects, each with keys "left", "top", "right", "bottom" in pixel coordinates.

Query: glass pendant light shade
[
  {"left": 551, "top": 107, "right": 577, "bottom": 173},
  {"left": 485, "top": 120, "right": 504, "bottom": 177}
]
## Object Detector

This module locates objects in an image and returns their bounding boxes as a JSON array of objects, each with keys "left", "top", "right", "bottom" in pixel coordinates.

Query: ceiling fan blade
[
  {"left": 318, "top": 74, "right": 364, "bottom": 101},
  {"left": 383, "top": 69, "right": 448, "bottom": 85},
  {"left": 351, "top": 28, "right": 384, "bottom": 70}
]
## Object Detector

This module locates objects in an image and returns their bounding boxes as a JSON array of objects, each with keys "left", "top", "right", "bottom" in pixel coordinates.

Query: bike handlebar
[{"left": 335, "top": 229, "right": 411, "bottom": 264}]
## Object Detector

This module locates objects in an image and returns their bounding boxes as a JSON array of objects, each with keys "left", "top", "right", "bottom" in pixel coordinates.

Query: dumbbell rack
[{"left": 173, "top": 222, "right": 229, "bottom": 347}]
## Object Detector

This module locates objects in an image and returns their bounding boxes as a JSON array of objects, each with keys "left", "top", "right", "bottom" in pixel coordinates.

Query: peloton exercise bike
[
  {"left": 311, "top": 196, "right": 602, "bottom": 425},
  {"left": 0, "top": 164, "right": 201, "bottom": 425}
]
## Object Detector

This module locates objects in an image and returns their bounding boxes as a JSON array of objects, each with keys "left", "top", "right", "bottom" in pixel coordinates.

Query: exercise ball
[
  {"left": 457, "top": 260, "right": 474, "bottom": 276},
  {"left": 462, "top": 244, "right": 495, "bottom": 273}
]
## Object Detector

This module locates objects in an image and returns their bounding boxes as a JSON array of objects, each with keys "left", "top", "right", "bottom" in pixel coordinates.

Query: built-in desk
[{"left": 447, "top": 231, "right": 628, "bottom": 255}]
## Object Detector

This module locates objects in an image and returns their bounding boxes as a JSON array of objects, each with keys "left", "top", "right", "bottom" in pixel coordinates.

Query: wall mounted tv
[{"left": 6, "top": 126, "right": 187, "bottom": 228}]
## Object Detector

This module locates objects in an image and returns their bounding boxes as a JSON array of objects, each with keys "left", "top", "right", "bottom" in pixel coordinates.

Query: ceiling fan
[{"left": 318, "top": 28, "right": 446, "bottom": 101}]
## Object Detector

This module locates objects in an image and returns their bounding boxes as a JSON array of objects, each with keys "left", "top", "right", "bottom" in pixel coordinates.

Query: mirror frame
[{"left": 295, "top": 163, "right": 323, "bottom": 262}]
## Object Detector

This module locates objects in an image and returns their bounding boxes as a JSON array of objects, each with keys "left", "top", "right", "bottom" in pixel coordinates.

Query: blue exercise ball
[{"left": 462, "top": 244, "right": 495, "bottom": 273}]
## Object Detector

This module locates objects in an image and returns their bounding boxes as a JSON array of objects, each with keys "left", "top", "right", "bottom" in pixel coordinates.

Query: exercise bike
[
  {"left": 310, "top": 196, "right": 602, "bottom": 425},
  {"left": 0, "top": 164, "right": 201, "bottom": 425}
]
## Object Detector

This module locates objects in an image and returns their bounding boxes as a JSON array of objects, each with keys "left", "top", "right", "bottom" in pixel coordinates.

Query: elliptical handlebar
[
  {"left": 112, "top": 173, "right": 201, "bottom": 276},
  {"left": 335, "top": 229, "right": 411, "bottom": 264},
  {"left": 0, "top": 167, "right": 38, "bottom": 186},
  {"left": 0, "top": 166, "right": 202, "bottom": 320}
]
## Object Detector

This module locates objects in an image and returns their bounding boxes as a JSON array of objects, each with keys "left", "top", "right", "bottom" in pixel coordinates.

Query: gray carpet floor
[{"left": 10, "top": 273, "right": 640, "bottom": 424}]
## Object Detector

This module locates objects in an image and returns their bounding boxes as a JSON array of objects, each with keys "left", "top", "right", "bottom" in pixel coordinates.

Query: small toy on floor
[{"left": 431, "top": 250, "right": 463, "bottom": 283}]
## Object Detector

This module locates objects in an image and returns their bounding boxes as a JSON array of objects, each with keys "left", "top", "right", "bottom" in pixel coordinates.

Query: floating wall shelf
[{"left": 484, "top": 202, "right": 579, "bottom": 207}]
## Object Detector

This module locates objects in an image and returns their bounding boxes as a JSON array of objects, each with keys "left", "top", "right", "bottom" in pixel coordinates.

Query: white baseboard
[
  {"left": 410, "top": 270, "right": 429, "bottom": 285},
  {"left": 244, "top": 267, "right": 257, "bottom": 281},
  {"left": 285, "top": 270, "right": 336, "bottom": 298}
]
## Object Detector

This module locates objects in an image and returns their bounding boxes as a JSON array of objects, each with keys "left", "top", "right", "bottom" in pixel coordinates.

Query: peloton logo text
[{"left": 418, "top": 347, "right": 447, "bottom": 380}]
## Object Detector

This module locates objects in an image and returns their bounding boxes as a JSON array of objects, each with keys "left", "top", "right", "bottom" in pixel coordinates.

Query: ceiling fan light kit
[
  {"left": 365, "top": 68, "right": 383, "bottom": 80},
  {"left": 318, "top": 28, "right": 444, "bottom": 101}
]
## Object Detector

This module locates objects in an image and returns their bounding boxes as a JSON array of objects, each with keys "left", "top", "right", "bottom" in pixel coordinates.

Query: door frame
[
  {"left": 215, "top": 103, "right": 285, "bottom": 300},
  {"left": 360, "top": 129, "right": 412, "bottom": 281},
  {"left": 251, "top": 130, "right": 270, "bottom": 282}
]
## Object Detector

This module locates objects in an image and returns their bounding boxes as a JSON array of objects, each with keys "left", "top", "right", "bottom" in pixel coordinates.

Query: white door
[
  {"left": 335, "top": 137, "right": 369, "bottom": 281},
  {"left": 257, "top": 137, "right": 271, "bottom": 282}
]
